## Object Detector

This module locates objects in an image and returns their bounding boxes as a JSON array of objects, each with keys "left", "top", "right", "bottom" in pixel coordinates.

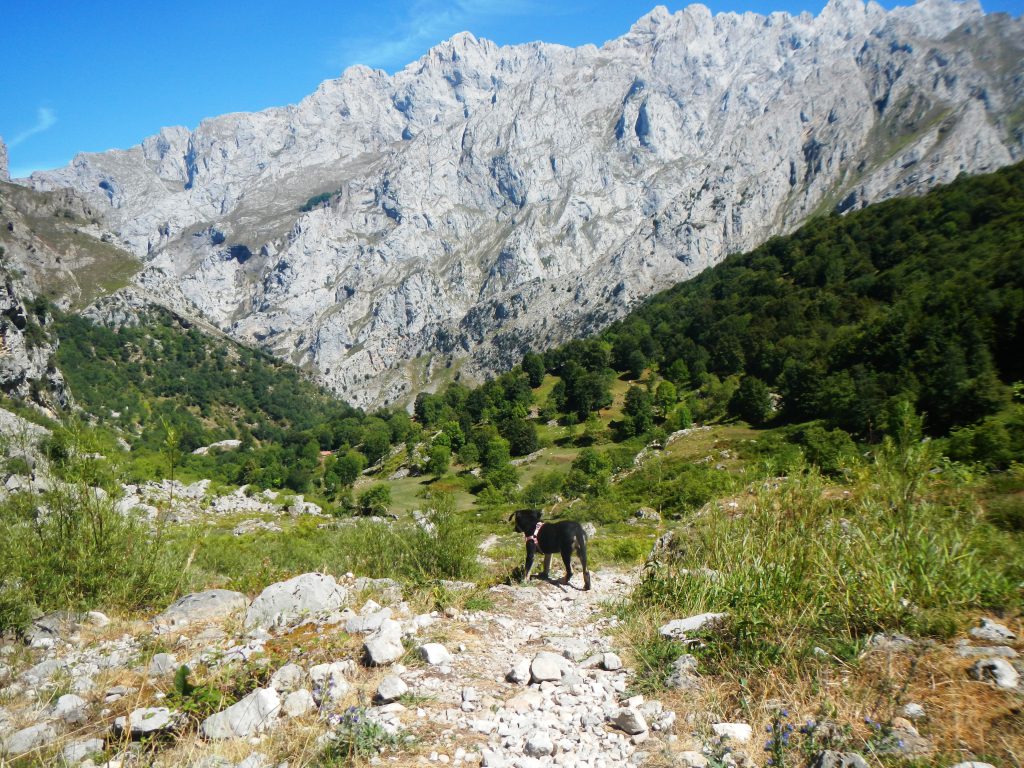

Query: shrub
[
  {"left": 358, "top": 484, "right": 392, "bottom": 515},
  {"left": 0, "top": 471, "right": 185, "bottom": 633}
]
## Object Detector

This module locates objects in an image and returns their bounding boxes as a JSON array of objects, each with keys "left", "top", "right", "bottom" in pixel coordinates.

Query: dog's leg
[
  {"left": 522, "top": 545, "right": 535, "bottom": 583},
  {"left": 540, "top": 552, "right": 552, "bottom": 579},
  {"left": 578, "top": 532, "right": 592, "bottom": 591},
  {"left": 560, "top": 546, "right": 573, "bottom": 585}
]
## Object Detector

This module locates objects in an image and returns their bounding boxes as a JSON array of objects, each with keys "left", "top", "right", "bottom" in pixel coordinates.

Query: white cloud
[
  {"left": 335, "top": 0, "right": 543, "bottom": 71},
  {"left": 9, "top": 107, "right": 57, "bottom": 148}
]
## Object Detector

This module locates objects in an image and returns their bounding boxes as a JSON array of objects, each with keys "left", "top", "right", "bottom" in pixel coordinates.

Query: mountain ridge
[{"left": 25, "top": 0, "right": 1024, "bottom": 406}]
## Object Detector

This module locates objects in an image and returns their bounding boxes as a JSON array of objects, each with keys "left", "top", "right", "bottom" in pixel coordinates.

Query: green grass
[
  {"left": 174, "top": 493, "right": 480, "bottom": 597},
  {"left": 626, "top": 439, "right": 1024, "bottom": 676}
]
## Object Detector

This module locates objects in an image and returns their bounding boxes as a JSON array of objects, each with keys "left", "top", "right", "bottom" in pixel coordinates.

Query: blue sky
[{"left": 2, "top": 0, "right": 1020, "bottom": 178}]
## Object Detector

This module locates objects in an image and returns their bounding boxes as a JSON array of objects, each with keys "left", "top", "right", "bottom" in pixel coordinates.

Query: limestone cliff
[{"left": 28, "top": 0, "right": 1024, "bottom": 406}]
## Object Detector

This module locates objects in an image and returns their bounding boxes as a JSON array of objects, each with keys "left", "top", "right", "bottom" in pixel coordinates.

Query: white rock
[
  {"left": 677, "top": 751, "right": 709, "bottom": 768},
  {"left": 970, "top": 658, "right": 1020, "bottom": 689},
  {"left": 658, "top": 613, "right": 729, "bottom": 640},
  {"left": 530, "top": 652, "right": 563, "bottom": 683},
  {"left": 970, "top": 619, "right": 1017, "bottom": 643},
  {"left": 200, "top": 688, "right": 281, "bottom": 739},
  {"left": 148, "top": 652, "right": 178, "bottom": 676},
  {"left": 611, "top": 707, "right": 648, "bottom": 735},
  {"left": 245, "top": 573, "right": 348, "bottom": 629},
  {"left": 901, "top": 702, "right": 925, "bottom": 721},
  {"left": 269, "top": 663, "right": 306, "bottom": 692},
  {"left": 346, "top": 607, "right": 392, "bottom": 634},
  {"left": 86, "top": 611, "right": 111, "bottom": 627},
  {"left": 601, "top": 653, "right": 622, "bottom": 671},
  {"left": 525, "top": 732, "right": 555, "bottom": 757},
  {"left": 419, "top": 643, "right": 452, "bottom": 665},
  {"left": 712, "top": 722, "right": 752, "bottom": 743},
  {"left": 376, "top": 675, "right": 408, "bottom": 703},
  {"left": 282, "top": 689, "right": 316, "bottom": 718},
  {"left": 2, "top": 722, "right": 59, "bottom": 756},
  {"left": 61, "top": 738, "right": 105, "bottom": 765},
  {"left": 53, "top": 693, "right": 89, "bottom": 724},
  {"left": 158, "top": 589, "right": 250, "bottom": 627},
  {"left": 507, "top": 658, "right": 531, "bottom": 684},
  {"left": 364, "top": 619, "right": 405, "bottom": 666},
  {"left": 309, "top": 662, "right": 354, "bottom": 706},
  {"left": 115, "top": 707, "right": 181, "bottom": 737}
]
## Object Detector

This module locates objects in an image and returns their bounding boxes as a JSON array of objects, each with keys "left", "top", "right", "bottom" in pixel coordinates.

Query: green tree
[
  {"left": 522, "top": 352, "right": 546, "bottom": 388},
  {"left": 563, "top": 447, "right": 611, "bottom": 497},
  {"left": 426, "top": 444, "right": 451, "bottom": 478},
  {"left": 358, "top": 484, "right": 392, "bottom": 515},
  {"left": 654, "top": 380, "right": 678, "bottom": 416},
  {"left": 623, "top": 386, "right": 654, "bottom": 436},
  {"left": 729, "top": 375, "right": 773, "bottom": 425}
]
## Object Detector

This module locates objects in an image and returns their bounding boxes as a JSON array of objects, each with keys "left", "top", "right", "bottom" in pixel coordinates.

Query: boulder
[
  {"left": 158, "top": 589, "right": 250, "bottom": 627},
  {"left": 712, "top": 722, "right": 752, "bottom": 743},
  {"left": 61, "top": 738, "right": 105, "bottom": 765},
  {"left": 419, "top": 643, "right": 452, "bottom": 665},
  {"left": 658, "top": 612, "right": 729, "bottom": 640},
  {"left": 200, "top": 688, "right": 281, "bottom": 739},
  {"left": 970, "top": 658, "right": 1020, "bottom": 689},
  {"left": 376, "top": 675, "right": 408, "bottom": 703},
  {"left": 2, "top": 722, "right": 59, "bottom": 756},
  {"left": 345, "top": 607, "right": 392, "bottom": 634},
  {"left": 611, "top": 707, "right": 648, "bottom": 735},
  {"left": 506, "top": 658, "right": 531, "bottom": 684},
  {"left": 363, "top": 619, "right": 404, "bottom": 666},
  {"left": 269, "top": 663, "right": 306, "bottom": 693},
  {"left": 115, "top": 707, "right": 182, "bottom": 738},
  {"left": 282, "top": 689, "right": 316, "bottom": 718},
  {"left": 245, "top": 573, "right": 348, "bottom": 629},
  {"left": 52, "top": 693, "right": 89, "bottom": 724},
  {"left": 24, "top": 611, "right": 84, "bottom": 646},
  {"left": 601, "top": 652, "right": 623, "bottom": 671},
  {"left": 969, "top": 619, "right": 1016, "bottom": 643},
  {"left": 309, "top": 662, "right": 353, "bottom": 706},
  {"left": 530, "top": 652, "right": 564, "bottom": 683},
  {"left": 525, "top": 731, "right": 555, "bottom": 757}
]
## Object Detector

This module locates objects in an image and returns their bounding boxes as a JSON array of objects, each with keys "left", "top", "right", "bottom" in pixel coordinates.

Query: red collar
[{"left": 525, "top": 521, "right": 545, "bottom": 553}]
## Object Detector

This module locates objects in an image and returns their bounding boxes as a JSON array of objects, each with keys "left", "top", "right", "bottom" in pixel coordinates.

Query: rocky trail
[
  {"left": 4, "top": 559, "right": 1018, "bottom": 767},
  {"left": 0, "top": 567, "right": 706, "bottom": 768}
]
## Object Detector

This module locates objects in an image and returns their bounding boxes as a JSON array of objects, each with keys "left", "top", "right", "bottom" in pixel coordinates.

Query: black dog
[{"left": 512, "top": 508, "right": 591, "bottom": 590}]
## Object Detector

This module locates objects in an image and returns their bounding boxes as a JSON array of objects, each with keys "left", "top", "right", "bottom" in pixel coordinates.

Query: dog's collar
[{"left": 525, "top": 521, "right": 545, "bottom": 553}]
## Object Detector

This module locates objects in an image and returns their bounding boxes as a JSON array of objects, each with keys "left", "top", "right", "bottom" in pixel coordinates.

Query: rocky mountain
[
  {"left": 0, "top": 137, "right": 9, "bottom": 182},
  {"left": 0, "top": 181, "right": 142, "bottom": 410},
  {"left": 27, "top": 0, "right": 1024, "bottom": 407}
]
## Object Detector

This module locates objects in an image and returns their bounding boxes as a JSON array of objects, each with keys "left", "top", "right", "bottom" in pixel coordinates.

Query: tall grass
[
  {"left": 630, "top": 413, "right": 1023, "bottom": 675},
  {"left": 179, "top": 492, "right": 480, "bottom": 596}
]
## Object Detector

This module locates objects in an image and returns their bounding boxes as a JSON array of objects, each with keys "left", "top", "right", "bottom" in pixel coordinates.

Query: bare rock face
[
  {"left": 29, "top": 0, "right": 1024, "bottom": 407},
  {"left": 0, "top": 137, "right": 8, "bottom": 182}
]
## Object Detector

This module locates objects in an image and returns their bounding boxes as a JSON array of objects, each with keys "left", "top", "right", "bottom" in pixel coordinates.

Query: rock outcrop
[
  {"left": 0, "top": 137, "right": 8, "bottom": 182},
  {"left": 28, "top": 0, "right": 1024, "bottom": 407}
]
